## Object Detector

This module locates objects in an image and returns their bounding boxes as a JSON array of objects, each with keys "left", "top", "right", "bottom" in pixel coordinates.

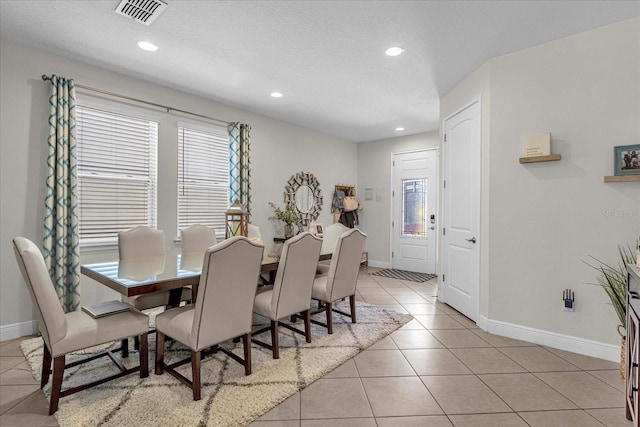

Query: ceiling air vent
[{"left": 115, "top": 0, "right": 168, "bottom": 26}]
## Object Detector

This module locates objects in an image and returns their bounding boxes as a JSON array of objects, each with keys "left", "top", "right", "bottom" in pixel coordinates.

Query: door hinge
[
  {"left": 443, "top": 274, "right": 445, "bottom": 281},
  {"left": 444, "top": 134, "right": 447, "bottom": 142},
  {"left": 392, "top": 190, "right": 395, "bottom": 197},
  {"left": 443, "top": 180, "right": 446, "bottom": 189},
  {"left": 392, "top": 221, "right": 394, "bottom": 227},
  {"left": 393, "top": 160, "right": 395, "bottom": 167},
  {"left": 392, "top": 251, "right": 394, "bottom": 258},
  {"left": 443, "top": 228, "right": 446, "bottom": 235}
]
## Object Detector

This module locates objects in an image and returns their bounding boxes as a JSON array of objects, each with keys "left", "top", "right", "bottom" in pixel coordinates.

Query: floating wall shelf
[
  {"left": 603, "top": 175, "right": 640, "bottom": 183},
  {"left": 519, "top": 154, "right": 561, "bottom": 164}
]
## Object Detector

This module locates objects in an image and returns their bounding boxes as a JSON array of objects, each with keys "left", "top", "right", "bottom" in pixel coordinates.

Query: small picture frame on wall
[{"left": 614, "top": 144, "right": 640, "bottom": 176}]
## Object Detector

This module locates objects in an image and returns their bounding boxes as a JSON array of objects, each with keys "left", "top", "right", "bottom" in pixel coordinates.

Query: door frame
[
  {"left": 440, "top": 97, "right": 482, "bottom": 321},
  {"left": 389, "top": 147, "right": 439, "bottom": 273}
]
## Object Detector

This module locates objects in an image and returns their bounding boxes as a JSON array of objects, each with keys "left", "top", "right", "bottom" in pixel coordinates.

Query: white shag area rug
[{"left": 21, "top": 301, "right": 412, "bottom": 427}]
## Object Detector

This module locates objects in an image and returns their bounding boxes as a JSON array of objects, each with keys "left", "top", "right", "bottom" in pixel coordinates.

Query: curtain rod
[{"left": 41, "top": 74, "right": 231, "bottom": 126}]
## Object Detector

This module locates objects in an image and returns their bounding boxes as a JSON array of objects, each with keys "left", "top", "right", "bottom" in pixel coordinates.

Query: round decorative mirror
[
  {"left": 295, "top": 185, "right": 313, "bottom": 213},
  {"left": 284, "top": 171, "right": 323, "bottom": 226}
]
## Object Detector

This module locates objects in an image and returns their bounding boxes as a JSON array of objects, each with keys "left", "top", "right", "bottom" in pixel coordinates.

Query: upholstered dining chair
[
  {"left": 12, "top": 237, "right": 149, "bottom": 415},
  {"left": 311, "top": 228, "right": 367, "bottom": 334},
  {"left": 252, "top": 232, "right": 322, "bottom": 359},
  {"left": 119, "top": 226, "right": 191, "bottom": 311},
  {"left": 248, "top": 223, "right": 262, "bottom": 241},
  {"left": 180, "top": 224, "right": 216, "bottom": 253},
  {"left": 316, "top": 222, "right": 351, "bottom": 276},
  {"left": 155, "top": 236, "right": 264, "bottom": 400}
]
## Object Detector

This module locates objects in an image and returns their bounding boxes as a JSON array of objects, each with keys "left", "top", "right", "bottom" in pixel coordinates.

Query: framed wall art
[{"left": 614, "top": 144, "right": 640, "bottom": 176}]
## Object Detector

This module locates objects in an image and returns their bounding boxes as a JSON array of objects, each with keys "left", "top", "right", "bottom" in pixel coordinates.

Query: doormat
[{"left": 371, "top": 269, "right": 437, "bottom": 282}]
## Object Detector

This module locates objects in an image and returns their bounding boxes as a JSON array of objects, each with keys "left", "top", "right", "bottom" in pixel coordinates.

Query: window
[
  {"left": 402, "top": 178, "right": 426, "bottom": 237},
  {"left": 177, "top": 124, "right": 229, "bottom": 238},
  {"left": 76, "top": 105, "right": 158, "bottom": 247}
]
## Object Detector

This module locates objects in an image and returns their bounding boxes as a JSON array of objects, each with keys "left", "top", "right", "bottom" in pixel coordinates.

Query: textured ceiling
[{"left": 1, "top": 1, "right": 638, "bottom": 142}]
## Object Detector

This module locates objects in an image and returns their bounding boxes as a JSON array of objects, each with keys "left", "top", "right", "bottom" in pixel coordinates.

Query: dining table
[{"left": 80, "top": 243, "right": 332, "bottom": 307}]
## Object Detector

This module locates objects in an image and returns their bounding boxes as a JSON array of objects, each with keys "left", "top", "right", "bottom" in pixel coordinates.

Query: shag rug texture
[
  {"left": 21, "top": 301, "right": 412, "bottom": 427},
  {"left": 370, "top": 269, "right": 437, "bottom": 283}
]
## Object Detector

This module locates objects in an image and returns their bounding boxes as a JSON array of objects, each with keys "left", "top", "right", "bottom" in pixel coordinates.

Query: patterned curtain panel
[
  {"left": 228, "top": 122, "right": 252, "bottom": 215},
  {"left": 43, "top": 75, "right": 80, "bottom": 313}
]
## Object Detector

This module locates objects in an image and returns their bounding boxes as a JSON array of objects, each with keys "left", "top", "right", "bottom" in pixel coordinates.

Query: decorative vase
[{"left": 284, "top": 223, "right": 294, "bottom": 239}]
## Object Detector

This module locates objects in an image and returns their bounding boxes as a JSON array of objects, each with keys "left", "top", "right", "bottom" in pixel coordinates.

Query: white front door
[
  {"left": 442, "top": 100, "right": 481, "bottom": 321},
  {"left": 392, "top": 149, "right": 438, "bottom": 274}
]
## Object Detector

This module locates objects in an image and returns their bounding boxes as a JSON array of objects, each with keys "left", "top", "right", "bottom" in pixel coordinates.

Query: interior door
[
  {"left": 442, "top": 100, "right": 480, "bottom": 321},
  {"left": 392, "top": 149, "right": 437, "bottom": 274}
]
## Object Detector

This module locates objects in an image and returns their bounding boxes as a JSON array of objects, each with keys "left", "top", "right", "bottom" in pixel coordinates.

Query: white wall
[
  {"left": 441, "top": 18, "right": 640, "bottom": 349},
  {"left": 0, "top": 39, "right": 357, "bottom": 339},
  {"left": 357, "top": 132, "right": 439, "bottom": 266}
]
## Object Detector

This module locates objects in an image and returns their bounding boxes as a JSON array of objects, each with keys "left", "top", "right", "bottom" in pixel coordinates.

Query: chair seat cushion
[
  {"left": 50, "top": 309, "right": 149, "bottom": 357},
  {"left": 315, "top": 262, "right": 330, "bottom": 277},
  {"left": 253, "top": 286, "right": 274, "bottom": 319},
  {"left": 311, "top": 276, "right": 329, "bottom": 302},
  {"left": 155, "top": 305, "right": 196, "bottom": 349}
]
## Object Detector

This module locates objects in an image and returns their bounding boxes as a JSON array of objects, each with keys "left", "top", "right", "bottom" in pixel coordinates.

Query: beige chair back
[
  {"left": 191, "top": 236, "right": 263, "bottom": 350},
  {"left": 270, "top": 232, "right": 322, "bottom": 319},
  {"left": 12, "top": 237, "right": 67, "bottom": 351},
  {"left": 248, "top": 224, "right": 262, "bottom": 241},
  {"left": 320, "top": 223, "right": 351, "bottom": 254},
  {"left": 180, "top": 224, "right": 216, "bottom": 253},
  {"left": 118, "top": 226, "right": 166, "bottom": 259},
  {"left": 325, "top": 229, "right": 367, "bottom": 302}
]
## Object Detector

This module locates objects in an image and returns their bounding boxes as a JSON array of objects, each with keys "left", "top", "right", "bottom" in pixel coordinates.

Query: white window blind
[
  {"left": 178, "top": 124, "right": 229, "bottom": 238},
  {"left": 76, "top": 105, "right": 158, "bottom": 247}
]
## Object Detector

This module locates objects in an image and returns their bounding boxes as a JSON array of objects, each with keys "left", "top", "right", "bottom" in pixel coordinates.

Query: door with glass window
[{"left": 392, "top": 149, "right": 437, "bottom": 273}]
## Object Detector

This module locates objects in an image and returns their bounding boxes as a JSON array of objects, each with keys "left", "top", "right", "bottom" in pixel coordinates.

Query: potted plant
[
  {"left": 585, "top": 241, "right": 638, "bottom": 379},
  {"left": 268, "top": 202, "right": 300, "bottom": 238}
]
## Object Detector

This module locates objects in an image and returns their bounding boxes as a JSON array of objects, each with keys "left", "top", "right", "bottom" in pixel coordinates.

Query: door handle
[
  {"left": 430, "top": 226, "right": 435, "bottom": 230},
  {"left": 466, "top": 237, "right": 477, "bottom": 244}
]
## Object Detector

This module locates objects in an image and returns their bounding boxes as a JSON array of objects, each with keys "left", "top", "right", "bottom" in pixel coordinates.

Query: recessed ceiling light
[
  {"left": 385, "top": 47, "right": 404, "bottom": 56},
  {"left": 395, "top": 127, "right": 405, "bottom": 131},
  {"left": 137, "top": 40, "right": 158, "bottom": 52},
  {"left": 270, "top": 92, "right": 283, "bottom": 98}
]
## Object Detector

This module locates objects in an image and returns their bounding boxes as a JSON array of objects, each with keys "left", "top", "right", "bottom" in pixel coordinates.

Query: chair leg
[
  {"left": 139, "top": 333, "right": 149, "bottom": 378},
  {"left": 49, "top": 355, "right": 65, "bottom": 415},
  {"left": 41, "top": 344, "right": 52, "bottom": 388},
  {"left": 191, "top": 350, "right": 201, "bottom": 401},
  {"left": 303, "top": 309, "right": 312, "bottom": 343},
  {"left": 121, "top": 338, "right": 129, "bottom": 358},
  {"left": 242, "top": 333, "right": 252, "bottom": 375},
  {"left": 349, "top": 294, "right": 357, "bottom": 324},
  {"left": 155, "top": 332, "right": 165, "bottom": 375},
  {"left": 326, "top": 302, "right": 333, "bottom": 334},
  {"left": 134, "top": 335, "right": 140, "bottom": 351},
  {"left": 271, "top": 320, "right": 280, "bottom": 359}
]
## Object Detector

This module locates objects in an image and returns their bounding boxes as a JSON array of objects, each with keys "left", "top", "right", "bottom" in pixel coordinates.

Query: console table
[{"left": 626, "top": 264, "right": 640, "bottom": 425}]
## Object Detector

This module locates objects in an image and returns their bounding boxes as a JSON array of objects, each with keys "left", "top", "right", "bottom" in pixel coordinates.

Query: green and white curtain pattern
[
  {"left": 44, "top": 75, "right": 80, "bottom": 313},
  {"left": 228, "top": 122, "right": 252, "bottom": 215}
]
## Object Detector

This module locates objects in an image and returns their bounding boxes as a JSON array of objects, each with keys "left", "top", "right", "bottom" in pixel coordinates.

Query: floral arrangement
[{"left": 268, "top": 202, "right": 299, "bottom": 225}]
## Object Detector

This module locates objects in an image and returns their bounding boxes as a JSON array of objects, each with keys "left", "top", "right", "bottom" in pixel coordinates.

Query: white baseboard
[
  {"left": 0, "top": 320, "right": 38, "bottom": 342},
  {"left": 479, "top": 315, "right": 620, "bottom": 362},
  {"left": 367, "top": 260, "right": 391, "bottom": 269}
]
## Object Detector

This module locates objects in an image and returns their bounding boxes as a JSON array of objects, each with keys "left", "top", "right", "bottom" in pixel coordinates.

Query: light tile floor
[{"left": 0, "top": 267, "right": 631, "bottom": 426}]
